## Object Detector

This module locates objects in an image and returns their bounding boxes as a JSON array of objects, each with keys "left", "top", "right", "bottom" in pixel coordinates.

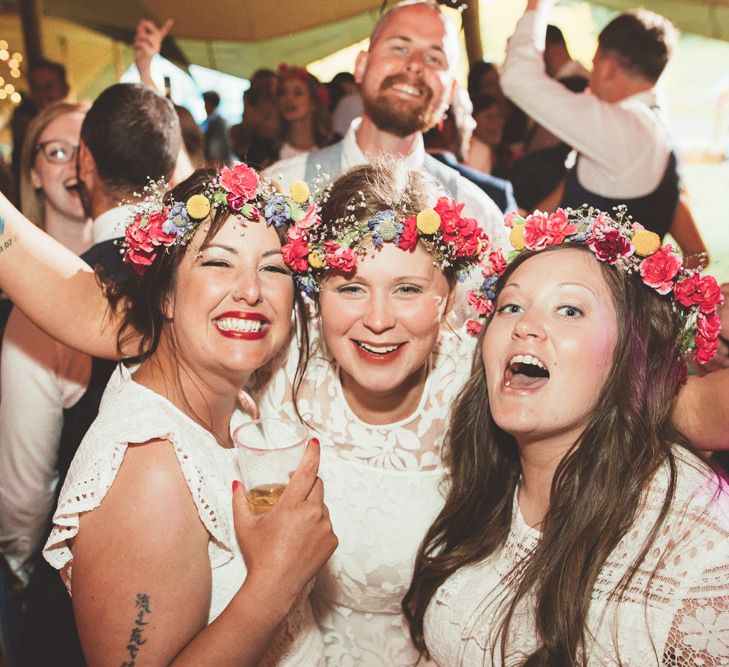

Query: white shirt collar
[
  {"left": 92, "top": 203, "right": 136, "bottom": 245},
  {"left": 341, "top": 117, "right": 427, "bottom": 171}
]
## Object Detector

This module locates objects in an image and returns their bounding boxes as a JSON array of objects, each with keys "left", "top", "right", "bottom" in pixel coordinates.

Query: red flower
[
  {"left": 281, "top": 238, "right": 310, "bottom": 273},
  {"left": 467, "top": 289, "right": 494, "bottom": 316},
  {"left": 639, "top": 245, "right": 682, "bottom": 295},
  {"left": 466, "top": 319, "right": 483, "bottom": 336},
  {"left": 695, "top": 331, "right": 719, "bottom": 364},
  {"left": 483, "top": 250, "right": 508, "bottom": 277},
  {"left": 398, "top": 215, "right": 418, "bottom": 251},
  {"left": 588, "top": 226, "right": 633, "bottom": 265},
  {"left": 219, "top": 163, "right": 259, "bottom": 201},
  {"left": 324, "top": 241, "right": 357, "bottom": 273},
  {"left": 146, "top": 211, "right": 177, "bottom": 247},
  {"left": 226, "top": 193, "right": 246, "bottom": 212},
  {"left": 674, "top": 273, "right": 724, "bottom": 314},
  {"left": 698, "top": 311, "right": 722, "bottom": 339},
  {"left": 523, "top": 209, "right": 578, "bottom": 250},
  {"left": 435, "top": 197, "right": 484, "bottom": 257}
]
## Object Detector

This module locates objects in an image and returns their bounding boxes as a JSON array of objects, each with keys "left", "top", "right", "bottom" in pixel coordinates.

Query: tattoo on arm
[
  {"left": 0, "top": 216, "right": 4, "bottom": 236},
  {"left": 120, "top": 593, "right": 152, "bottom": 667}
]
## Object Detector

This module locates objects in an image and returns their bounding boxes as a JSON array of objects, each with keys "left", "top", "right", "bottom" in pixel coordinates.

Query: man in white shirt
[
  {"left": 501, "top": 0, "right": 707, "bottom": 259},
  {"left": 264, "top": 0, "right": 507, "bottom": 251},
  {"left": 0, "top": 82, "right": 179, "bottom": 666}
]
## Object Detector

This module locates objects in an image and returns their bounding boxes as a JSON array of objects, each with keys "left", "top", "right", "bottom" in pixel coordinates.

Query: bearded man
[{"left": 264, "top": 0, "right": 507, "bottom": 248}]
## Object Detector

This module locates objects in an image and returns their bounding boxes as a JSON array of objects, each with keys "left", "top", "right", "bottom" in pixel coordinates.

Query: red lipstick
[{"left": 214, "top": 311, "right": 269, "bottom": 340}]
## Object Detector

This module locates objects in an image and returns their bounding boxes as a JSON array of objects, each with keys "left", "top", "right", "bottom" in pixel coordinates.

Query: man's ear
[
  {"left": 77, "top": 140, "right": 96, "bottom": 185},
  {"left": 354, "top": 50, "right": 369, "bottom": 85}
]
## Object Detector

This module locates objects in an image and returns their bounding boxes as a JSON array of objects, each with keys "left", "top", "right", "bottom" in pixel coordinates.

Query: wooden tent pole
[
  {"left": 462, "top": 0, "right": 483, "bottom": 67},
  {"left": 18, "top": 0, "right": 44, "bottom": 67}
]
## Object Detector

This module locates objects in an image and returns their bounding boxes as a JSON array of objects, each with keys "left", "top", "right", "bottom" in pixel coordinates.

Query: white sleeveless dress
[
  {"left": 247, "top": 324, "right": 475, "bottom": 666},
  {"left": 43, "top": 365, "right": 324, "bottom": 666},
  {"left": 424, "top": 452, "right": 729, "bottom": 666}
]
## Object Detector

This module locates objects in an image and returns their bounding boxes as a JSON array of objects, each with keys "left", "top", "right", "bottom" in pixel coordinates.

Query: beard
[{"left": 363, "top": 74, "right": 438, "bottom": 138}]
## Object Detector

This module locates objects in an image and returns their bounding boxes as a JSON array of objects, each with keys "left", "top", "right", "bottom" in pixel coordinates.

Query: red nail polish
[
  {"left": 232, "top": 480, "right": 241, "bottom": 492},
  {"left": 311, "top": 438, "right": 320, "bottom": 447}
]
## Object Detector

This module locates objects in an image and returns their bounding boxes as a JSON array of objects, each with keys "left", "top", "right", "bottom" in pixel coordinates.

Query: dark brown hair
[
  {"left": 404, "top": 244, "right": 712, "bottom": 665},
  {"left": 277, "top": 68, "right": 333, "bottom": 150},
  {"left": 598, "top": 10, "right": 677, "bottom": 83},
  {"left": 106, "top": 167, "right": 309, "bottom": 403}
]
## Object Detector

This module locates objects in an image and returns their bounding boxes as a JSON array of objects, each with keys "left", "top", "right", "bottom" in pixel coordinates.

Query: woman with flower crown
[
  {"left": 33, "top": 165, "right": 335, "bottom": 666},
  {"left": 246, "top": 162, "right": 491, "bottom": 665},
  {"left": 0, "top": 167, "right": 727, "bottom": 665},
  {"left": 403, "top": 208, "right": 729, "bottom": 665}
]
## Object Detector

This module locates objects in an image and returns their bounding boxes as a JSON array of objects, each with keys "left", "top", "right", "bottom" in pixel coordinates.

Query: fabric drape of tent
[
  {"left": 40, "top": 0, "right": 386, "bottom": 80},
  {"left": 36, "top": 0, "right": 729, "bottom": 82},
  {"left": 584, "top": 0, "right": 729, "bottom": 41}
]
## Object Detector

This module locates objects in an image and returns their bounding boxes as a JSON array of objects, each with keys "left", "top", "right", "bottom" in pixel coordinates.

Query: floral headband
[
  {"left": 280, "top": 193, "right": 491, "bottom": 296},
  {"left": 121, "top": 163, "right": 314, "bottom": 274},
  {"left": 466, "top": 207, "right": 724, "bottom": 364}
]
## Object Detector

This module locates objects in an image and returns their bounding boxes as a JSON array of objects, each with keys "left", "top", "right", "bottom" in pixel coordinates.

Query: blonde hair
[{"left": 19, "top": 100, "right": 89, "bottom": 227}]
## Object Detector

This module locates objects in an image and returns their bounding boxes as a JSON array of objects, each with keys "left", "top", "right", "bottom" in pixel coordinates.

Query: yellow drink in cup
[{"left": 233, "top": 418, "right": 309, "bottom": 514}]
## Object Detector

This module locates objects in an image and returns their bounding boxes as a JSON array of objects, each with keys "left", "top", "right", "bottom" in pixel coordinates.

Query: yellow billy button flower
[
  {"left": 632, "top": 229, "right": 661, "bottom": 257},
  {"left": 308, "top": 252, "right": 326, "bottom": 269},
  {"left": 290, "top": 180, "right": 310, "bottom": 204},
  {"left": 416, "top": 209, "right": 441, "bottom": 235},
  {"left": 186, "top": 194, "right": 212, "bottom": 220},
  {"left": 509, "top": 224, "right": 525, "bottom": 251}
]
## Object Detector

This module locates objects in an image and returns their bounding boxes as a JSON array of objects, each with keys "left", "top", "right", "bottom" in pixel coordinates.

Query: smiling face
[
  {"left": 355, "top": 3, "right": 458, "bottom": 137},
  {"left": 482, "top": 248, "right": 618, "bottom": 449},
  {"left": 165, "top": 216, "right": 294, "bottom": 386},
  {"left": 319, "top": 241, "right": 452, "bottom": 422},
  {"left": 31, "top": 110, "right": 86, "bottom": 222},
  {"left": 278, "top": 76, "right": 314, "bottom": 125}
]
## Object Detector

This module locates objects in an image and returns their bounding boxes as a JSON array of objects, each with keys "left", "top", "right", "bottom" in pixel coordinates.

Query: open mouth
[
  {"left": 389, "top": 83, "right": 423, "bottom": 98},
  {"left": 64, "top": 180, "right": 80, "bottom": 193},
  {"left": 214, "top": 312, "right": 269, "bottom": 339},
  {"left": 354, "top": 340, "right": 405, "bottom": 362},
  {"left": 504, "top": 353, "right": 549, "bottom": 390}
]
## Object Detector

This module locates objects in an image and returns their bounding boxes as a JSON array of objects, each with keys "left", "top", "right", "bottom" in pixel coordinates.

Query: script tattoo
[{"left": 120, "top": 593, "right": 151, "bottom": 667}]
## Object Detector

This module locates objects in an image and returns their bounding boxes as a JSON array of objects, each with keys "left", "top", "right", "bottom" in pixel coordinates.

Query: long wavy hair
[
  {"left": 403, "top": 244, "right": 711, "bottom": 665},
  {"left": 106, "top": 168, "right": 310, "bottom": 428}
]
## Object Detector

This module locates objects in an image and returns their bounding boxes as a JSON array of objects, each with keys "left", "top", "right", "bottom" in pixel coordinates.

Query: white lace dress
[
  {"left": 424, "top": 452, "right": 729, "bottom": 666},
  {"left": 43, "top": 365, "right": 324, "bottom": 666},
  {"left": 247, "top": 324, "right": 475, "bottom": 666}
]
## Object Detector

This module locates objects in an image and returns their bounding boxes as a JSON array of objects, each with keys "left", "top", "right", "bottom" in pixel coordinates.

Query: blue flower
[
  {"left": 264, "top": 195, "right": 291, "bottom": 228},
  {"left": 294, "top": 274, "right": 317, "bottom": 296}
]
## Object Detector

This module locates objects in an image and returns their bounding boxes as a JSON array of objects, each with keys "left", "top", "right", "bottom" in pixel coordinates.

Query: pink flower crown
[
  {"left": 466, "top": 207, "right": 724, "bottom": 364},
  {"left": 280, "top": 193, "right": 491, "bottom": 296},
  {"left": 120, "top": 163, "right": 314, "bottom": 275}
]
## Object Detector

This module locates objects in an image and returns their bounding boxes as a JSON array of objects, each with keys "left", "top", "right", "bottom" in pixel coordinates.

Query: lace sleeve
[
  {"left": 662, "top": 508, "right": 729, "bottom": 666},
  {"left": 663, "top": 594, "right": 729, "bottom": 665}
]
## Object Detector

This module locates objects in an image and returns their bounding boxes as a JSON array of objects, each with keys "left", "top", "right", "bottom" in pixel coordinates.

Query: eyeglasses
[{"left": 34, "top": 140, "right": 78, "bottom": 165}]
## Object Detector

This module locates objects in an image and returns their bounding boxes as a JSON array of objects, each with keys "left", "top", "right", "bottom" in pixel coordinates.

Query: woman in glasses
[{"left": 19, "top": 101, "right": 93, "bottom": 255}]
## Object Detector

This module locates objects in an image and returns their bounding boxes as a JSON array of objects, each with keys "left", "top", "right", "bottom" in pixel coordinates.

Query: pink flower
[
  {"left": 398, "top": 215, "right": 418, "bottom": 251},
  {"left": 523, "top": 209, "right": 578, "bottom": 250},
  {"left": 639, "top": 245, "right": 683, "bottom": 295},
  {"left": 281, "top": 238, "right": 310, "bottom": 273},
  {"left": 466, "top": 319, "right": 483, "bottom": 336},
  {"left": 588, "top": 226, "right": 633, "bottom": 265},
  {"left": 286, "top": 203, "right": 320, "bottom": 241},
  {"left": 219, "top": 163, "right": 259, "bottom": 201},
  {"left": 673, "top": 273, "right": 724, "bottom": 314},
  {"left": 504, "top": 211, "right": 520, "bottom": 228},
  {"left": 482, "top": 250, "right": 508, "bottom": 277},
  {"left": 435, "top": 197, "right": 484, "bottom": 257},
  {"left": 324, "top": 241, "right": 357, "bottom": 273},
  {"left": 467, "top": 289, "right": 494, "bottom": 316},
  {"left": 226, "top": 193, "right": 246, "bottom": 212},
  {"left": 146, "top": 210, "right": 177, "bottom": 247}
]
